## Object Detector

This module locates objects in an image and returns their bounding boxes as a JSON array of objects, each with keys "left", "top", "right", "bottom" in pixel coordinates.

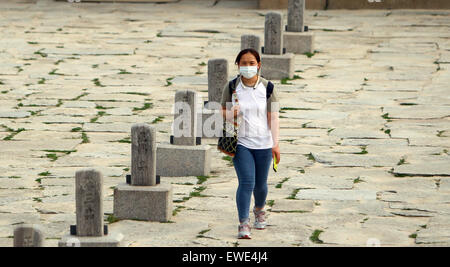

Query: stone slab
[
  {"left": 261, "top": 53, "right": 295, "bottom": 80},
  {"left": 113, "top": 182, "right": 173, "bottom": 222},
  {"left": 156, "top": 144, "right": 211, "bottom": 177},
  {"left": 283, "top": 32, "right": 314, "bottom": 54},
  {"left": 296, "top": 189, "right": 377, "bottom": 201},
  {"left": 58, "top": 231, "right": 124, "bottom": 247}
]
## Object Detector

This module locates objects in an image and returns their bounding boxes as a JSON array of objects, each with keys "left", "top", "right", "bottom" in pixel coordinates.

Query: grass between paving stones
[
  {"left": 353, "top": 176, "right": 365, "bottom": 184},
  {"left": 286, "top": 188, "right": 300, "bottom": 200},
  {"left": 196, "top": 229, "right": 211, "bottom": 238},
  {"left": 90, "top": 111, "right": 107, "bottom": 123},
  {"left": 38, "top": 78, "right": 46, "bottom": 84},
  {"left": 122, "top": 92, "right": 150, "bottom": 96},
  {"left": 95, "top": 104, "right": 114, "bottom": 110},
  {"left": 151, "top": 116, "right": 164, "bottom": 124},
  {"left": 81, "top": 132, "right": 90, "bottom": 144},
  {"left": 190, "top": 186, "right": 207, "bottom": 198},
  {"left": 92, "top": 78, "right": 105, "bottom": 87},
  {"left": 380, "top": 127, "right": 391, "bottom": 137},
  {"left": 275, "top": 177, "right": 290, "bottom": 189},
  {"left": 353, "top": 146, "right": 368, "bottom": 155},
  {"left": 49, "top": 69, "right": 65, "bottom": 76},
  {"left": 3, "top": 127, "right": 25, "bottom": 141},
  {"left": 118, "top": 69, "right": 132, "bottom": 75},
  {"left": 34, "top": 49, "right": 47, "bottom": 58},
  {"left": 306, "top": 153, "right": 316, "bottom": 162},
  {"left": 304, "top": 50, "right": 319, "bottom": 58},
  {"left": 72, "top": 92, "right": 89, "bottom": 101},
  {"left": 397, "top": 158, "right": 407, "bottom": 166},
  {"left": 165, "top": 77, "right": 174, "bottom": 87},
  {"left": 173, "top": 206, "right": 186, "bottom": 216},
  {"left": 310, "top": 230, "right": 324, "bottom": 244},
  {"left": 196, "top": 175, "right": 210, "bottom": 185},
  {"left": 106, "top": 214, "right": 120, "bottom": 224},
  {"left": 133, "top": 102, "right": 153, "bottom": 112},
  {"left": 113, "top": 136, "right": 131, "bottom": 144},
  {"left": 71, "top": 127, "right": 82, "bottom": 132},
  {"left": 437, "top": 130, "right": 445, "bottom": 137},
  {"left": 38, "top": 171, "right": 51, "bottom": 177},
  {"left": 281, "top": 75, "right": 303, "bottom": 85}
]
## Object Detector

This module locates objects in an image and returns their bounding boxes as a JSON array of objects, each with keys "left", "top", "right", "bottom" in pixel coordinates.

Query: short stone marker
[
  {"left": 158, "top": 91, "right": 211, "bottom": 177},
  {"left": 207, "top": 59, "right": 228, "bottom": 109},
  {"left": 115, "top": 124, "right": 173, "bottom": 222},
  {"left": 261, "top": 11, "right": 295, "bottom": 80},
  {"left": 197, "top": 59, "right": 227, "bottom": 138},
  {"left": 14, "top": 224, "right": 44, "bottom": 247},
  {"left": 59, "top": 169, "right": 123, "bottom": 247},
  {"left": 284, "top": 0, "right": 315, "bottom": 54},
  {"left": 241, "top": 34, "right": 261, "bottom": 53},
  {"left": 173, "top": 90, "right": 198, "bottom": 146}
]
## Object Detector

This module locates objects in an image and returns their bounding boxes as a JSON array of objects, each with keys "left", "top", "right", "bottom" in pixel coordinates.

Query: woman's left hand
[{"left": 272, "top": 145, "right": 280, "bottom": 164}]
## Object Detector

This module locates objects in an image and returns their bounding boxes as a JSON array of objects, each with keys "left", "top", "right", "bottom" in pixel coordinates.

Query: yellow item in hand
[{"left": 273, "top": 155, "right": 278, "bottom": 172}]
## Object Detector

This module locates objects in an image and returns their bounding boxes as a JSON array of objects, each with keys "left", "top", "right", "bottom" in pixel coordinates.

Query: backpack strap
[
  {"left": 259, "top": 77, "right": 274, "bottom": 99},
  {"left": 266, "top": 81, "right": 274, "bottom": 99},
  {"left": 229, "top": 76, "right": 240, "bottom": 95}
]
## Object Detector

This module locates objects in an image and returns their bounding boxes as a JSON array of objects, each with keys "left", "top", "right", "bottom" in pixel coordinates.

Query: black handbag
[{"left": 217, "top": 88, "right": 238, "bottom": 157}]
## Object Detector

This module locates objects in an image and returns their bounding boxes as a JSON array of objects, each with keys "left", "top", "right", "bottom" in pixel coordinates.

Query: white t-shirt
[{"left": 235, "top": 80, "right": 273, "bottom": 150}]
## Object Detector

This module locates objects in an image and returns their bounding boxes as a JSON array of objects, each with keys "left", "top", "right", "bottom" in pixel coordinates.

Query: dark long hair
[{"left": 234, "top": 48, "right": 261, "bottom": 65}]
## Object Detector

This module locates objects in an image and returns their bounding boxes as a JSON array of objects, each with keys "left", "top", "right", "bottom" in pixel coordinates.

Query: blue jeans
[{"left": 233, "top": 144, "right": 273, "bottom": 223}]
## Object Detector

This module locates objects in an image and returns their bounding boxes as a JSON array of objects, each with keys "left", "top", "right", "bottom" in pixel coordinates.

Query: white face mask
[{"left": 239, "top": 66, "right": 258, "bottom": 79}]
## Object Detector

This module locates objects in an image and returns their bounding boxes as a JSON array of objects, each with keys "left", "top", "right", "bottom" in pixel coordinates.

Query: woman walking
[{"left": 220, "top": 48, "right": 280, "bottom": 239}]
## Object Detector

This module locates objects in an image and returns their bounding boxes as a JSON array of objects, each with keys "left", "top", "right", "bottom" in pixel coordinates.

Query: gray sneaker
[
  {"left": 238, "top": 219, "right": 251, "bottom": 239},
  {"left": 253, "top": 208, "right": 267, "bottom": 230}
]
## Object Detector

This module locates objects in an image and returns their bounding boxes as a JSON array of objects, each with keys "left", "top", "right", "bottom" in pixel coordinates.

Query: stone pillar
[
  {"left": 264, "top": 12, "right": 284, "bottom": 55},
  {"left": 131, "top": 124, "right": 156, "bottom": 186},
  {"left": 284, "top": 0, "right": 314, "bottom": 54},
  {"left": 173, "top": 90, "right": 197, "bottom": 146},
  {"left": 241, "top": 35, "right": 261, "bottom": 52},
  {"left": 59, "top": 169, "right": 123, "bottom": 247},
  {"left": 287, "top": 0, "right": 305, "bottom": 32},
  {"left": 207, "top": 59, "right": 228, "bottom": 109},
  {"left": 262, "top": 12, "right": 295, "bottom": 80},
  {"left": 75, "top": 169, "right": 103, "bottom": 237},
  {"left": 114, "top": 124, "right": 173, "bottom": 222},
  {"left": 14, "top": 225, "right": 44, "bottom": 247}
]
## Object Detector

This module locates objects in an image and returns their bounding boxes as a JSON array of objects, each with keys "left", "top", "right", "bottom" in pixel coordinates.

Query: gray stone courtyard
[{"left": 0, "top": 0, "right": 449, "bottom": 247}]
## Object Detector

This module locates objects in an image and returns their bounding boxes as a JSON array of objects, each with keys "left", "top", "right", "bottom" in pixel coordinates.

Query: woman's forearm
[{"left": 269, "top": 112, "right": 280, "bottom": 147}]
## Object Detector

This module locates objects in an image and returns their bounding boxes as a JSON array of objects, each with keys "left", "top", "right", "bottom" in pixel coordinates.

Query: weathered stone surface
[
  {"left": 114, "top": 182, "right": 173, "bottom": 222},
  {"left": 264, "top": 12, "right": 284, "bottom": 55},
  {"left": 14, "top": 224, "right": 44, "bottom": 247},
  {"left": 156, "top": 144, "right": 211, "bottom": 177},
  {"left": 287, "top": 0, "right": 305, "bottom": 33},
  {"left": 283, "top": 32, "right": 314, "bottom": 54},
  {"left": 241, "top": 35, "right": 261, "bottom": 52},
  {"left": 131, "top": 124, "right": 156, "bottom": 186},
  {"left": 75, "top": 169, "right": 104, "bottom": 237},
  {"left": 173, "top": 90, "right": 198, "bottom": 146},
  {"left": 207, "top": 59, "right": 228, "bottom": 107},
  {"left": 261, "top": 53, "right": 295, "bottom": 80}
]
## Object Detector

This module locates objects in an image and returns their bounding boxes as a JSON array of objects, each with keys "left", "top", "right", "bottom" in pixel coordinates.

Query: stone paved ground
[{"left": 0, "top": 0, "right": 449, "bottom": 247}]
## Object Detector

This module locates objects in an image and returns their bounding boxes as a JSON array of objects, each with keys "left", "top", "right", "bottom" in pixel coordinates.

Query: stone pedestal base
[
  {"left": 261, "top": 53, "right": 295, "bottom": 80},
  {"left": 283, "top": 32, "right": 314, "bottom": 54},
  {"left": 58, "top": 232, "right": 124, "bottom": 247},
  {"left": 197, "top": 109, "right": 222, "bottom": 138},
  {"left": 156, "top": 144, "right": 211, "bottom": 177},
  {"left": 113, "top": 182, "right": 173, "bottom": 222}
]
